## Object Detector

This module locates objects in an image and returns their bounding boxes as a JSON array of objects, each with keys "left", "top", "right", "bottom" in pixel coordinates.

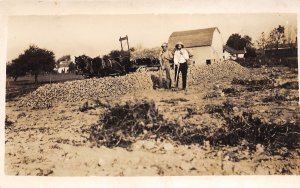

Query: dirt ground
[{"left": 5, "top": 66, "right": 300, "bottom": 176}]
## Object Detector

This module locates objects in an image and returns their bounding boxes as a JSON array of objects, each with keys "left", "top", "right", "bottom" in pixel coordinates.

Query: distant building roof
[
  {"left": 223, "top": 45, "right": 246, "bottom": 54},
  {"left": 57, "top": 55, "right": 71, "bottom": 63},
  {"left": 168, "top": 27, "right": 220, "bottom": 49},
  {"left": 58, "top": 62, "right": 71, "bottom": 68}
]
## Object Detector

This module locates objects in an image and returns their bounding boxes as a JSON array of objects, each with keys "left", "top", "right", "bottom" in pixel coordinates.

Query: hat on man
[
  {"left": 175, "top": 42, "right": 184, "bottom": 48},
  {"left": 161, "top": 42, "right": 168, "bottom": 47}
]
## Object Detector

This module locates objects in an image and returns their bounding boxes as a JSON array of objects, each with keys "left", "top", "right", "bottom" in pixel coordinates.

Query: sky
[{"left": 7, "top": 13, "right": 297, "bottom": 62}]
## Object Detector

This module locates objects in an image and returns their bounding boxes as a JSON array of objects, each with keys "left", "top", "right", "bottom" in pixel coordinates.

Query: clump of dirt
[
  {"left": 232, "top": 78, "right": 273, "bottom": 86},
  {"left": 150, "top": 75, "right": 170, "bottom": 89},
  {"left": 183, "top": 107, "right": 198, "bottom": 119},
  {"left": 279, "top": 81, "right": 299, "bottom": 90},
  {"left": 160, "top": 98, "right": 189, "bottom": 104},
  {"left": 232, "top": 78, "right": 274, "bottom": 91},
  {"left": 5, "top": 115, "right": 14, "bottom": 130},
  {"left": 203, "top": 91, "right": 220, "bottom": 99},
  {"left": 86, "top": 100, "right": 211, "bottom": 148},
  {"left": 222, "top": 88, "right": 240, "bottom": 97},
  {"left": 87, "top": 100, "right": 166, "bottom": 148},
  {"left": 262, "top": 94, "right": 299, "bottom": 103},
  {"left": 205, "top": 102, "right": 300, "bottom": 152}
]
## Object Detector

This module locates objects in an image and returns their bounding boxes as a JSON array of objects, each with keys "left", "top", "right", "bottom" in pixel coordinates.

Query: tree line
[
  {"left": 226, "top": 25, "right": 297, "bottom": 58},
  {"left": 6, "top": 45, "right": 55, "bottom": 83},
  {"left": 7, "top": 25, "right": 295, "bottom": 83},
  {"left": 6, "top": 46, "right": 128, "bottom": 83}
]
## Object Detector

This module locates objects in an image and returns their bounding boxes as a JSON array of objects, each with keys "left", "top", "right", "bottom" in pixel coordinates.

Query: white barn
[{"left": 168, "top": 27, "right": 223, "bottom": 65}]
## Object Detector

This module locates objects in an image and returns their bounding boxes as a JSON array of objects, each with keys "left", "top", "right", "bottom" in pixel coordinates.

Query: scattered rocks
[
  {"left": 143, "top": 141, "right": 156, "bottom": 150},
  {"left": 17, "top": 112, "right": 26, "bottom": 119},
  {"left": 233, "top": 107, "right": 239, "bottom": 113},
  {"left": 180, "top": 162, "right": 193, "bottom": 171},
  {"left": 35, "top": 168, "right": 54, "bottom": 176},
  {"left": 132, "top": 140, "right": 156, "bottom": 150},
  {"left": 223, "top": 155, "right": 230, "bottom": 161},
  {"left": 256, "top": 144, "right": 265, "bottom": 155},
  {"left": 203, "top": 140, "right": 211, "bottom": 150},
  {"left": 163, "top": 143, "right": 174, "bottom": 151},
  {"left": 98, "top": 157, "right": 106, "bottom": 167}
]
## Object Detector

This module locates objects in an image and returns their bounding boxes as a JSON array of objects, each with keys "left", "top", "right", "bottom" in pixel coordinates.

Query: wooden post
[
  {"left": 119, "top": 35, "right": 130, "bottom": 52},
  {"left": 126, "top": 35, "right": 130, "bottom": 51},
  {"left": 119, "top": 37, "right": 123, "bottom": 51}
]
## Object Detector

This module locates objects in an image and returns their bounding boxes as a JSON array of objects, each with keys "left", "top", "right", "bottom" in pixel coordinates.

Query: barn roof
[{"left": 168, "top": 27, "right": 220, "bottom": 49}]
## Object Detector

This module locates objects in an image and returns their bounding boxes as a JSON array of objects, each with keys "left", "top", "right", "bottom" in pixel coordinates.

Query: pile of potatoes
[
  {"left": 19, "top": 60, "right": 249, "bottom": 109},
  {"left": 19, "top": 72, "right": 153, "bottom": 109},
  {"left": 188, "top": 60, "right": 250, "bottom": 85}
]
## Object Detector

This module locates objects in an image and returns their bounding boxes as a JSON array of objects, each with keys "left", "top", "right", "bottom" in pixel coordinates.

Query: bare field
[{"left": 5, "top": 65, "right": 300, "bottom": 176}]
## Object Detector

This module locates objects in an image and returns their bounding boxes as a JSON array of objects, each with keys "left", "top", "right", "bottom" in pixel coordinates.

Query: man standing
[
  {"left": 159, "top": 42, "right": 173, "bottom": 89},
  {"left": 173, "top": 42, "right": 189, "bottom": 90}
]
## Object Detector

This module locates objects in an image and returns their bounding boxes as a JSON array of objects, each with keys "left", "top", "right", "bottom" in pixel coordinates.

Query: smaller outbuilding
[
  {"left": 56, "top": 55, "right": 73, "bottom": 73},
  {"left": 223, "top": 45, "right": 246, "bottom": 60}
]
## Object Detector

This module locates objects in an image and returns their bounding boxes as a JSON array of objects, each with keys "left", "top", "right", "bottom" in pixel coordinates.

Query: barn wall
[
  {"left": 185, "top": 29, "right": 224, "bottom": 65},
  {"left": 187, "top": 46, "right": 212, "bottom": 65},
  {"left": 211, "top": 29, "right": 224, "bottom": 61}
]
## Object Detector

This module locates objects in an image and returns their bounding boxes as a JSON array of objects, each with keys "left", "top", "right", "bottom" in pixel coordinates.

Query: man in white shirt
[{"left": 173, "top": 42, "right": 189, "bottom": 90}]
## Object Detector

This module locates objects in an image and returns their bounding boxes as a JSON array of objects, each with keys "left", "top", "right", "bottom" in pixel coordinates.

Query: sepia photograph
[
  {"left": 4, "top": 13, "right": 299, "bottom": 177},
  {"left": 1, "top": 1, "right": 300, "bottom": 187}
]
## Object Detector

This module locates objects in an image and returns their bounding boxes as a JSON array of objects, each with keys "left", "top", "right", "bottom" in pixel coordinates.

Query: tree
[
  {"left": 268, "top": 25, "right": 285, "bottom": 50},
  {"left": 226, "top": 34, "right": 245, "bottom": 50},
  {"left": 241, "top": 35, "right": 253, "bottom": 48},
  {"left": 9, "top": 45, "right": 55, "bottom": 82},
  {"left": 18, "top": 45, "right": 56, "bottom": 83},
  {"left": 68, "top": 62, "right": 76, "bottom": 73},
  {"left": 244, "top": 47, "right": 257, "bottom": 58},
  {"left": 74, "top": 55, "right": 93, "bottom": 73},
  {"left": 227, "top": 34, "right": 256, "bottom": 58},
  {"left": 285, "top": 26, "right": 293, "bottom": 47},
  {"left": 6, "top": 60, "right": 27, "bottom": 81},
  {"left": 242, "top": 35, "right": 256, "bottom": 58},
  {"left": 256, "top": 32, "right": 267, "bottom": 51},
  {"left": 109, "top": 50, "right": 122, "bottom": 59},
  {"left": 102, "top": 55, "right": 109, "bottom": 61}
]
